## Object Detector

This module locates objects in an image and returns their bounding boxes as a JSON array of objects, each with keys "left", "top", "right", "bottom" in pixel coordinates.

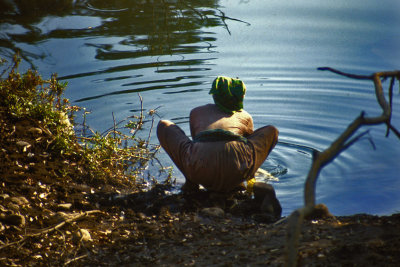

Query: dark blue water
[{"left": 1, "top": 0, "right": 399, "bottom": 216}]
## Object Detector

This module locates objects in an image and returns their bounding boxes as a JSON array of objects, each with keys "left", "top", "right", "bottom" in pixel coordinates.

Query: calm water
[{"left": 1, "top": 0, "right": 399, "bottom": 216}]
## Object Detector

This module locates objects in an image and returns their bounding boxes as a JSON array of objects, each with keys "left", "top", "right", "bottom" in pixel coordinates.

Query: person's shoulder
[
  {"left": 237, "top": 109, "right": 252, "bottom": 118},
  {"left": 190, "top": 103, "right": 216, "bottom": 114}
]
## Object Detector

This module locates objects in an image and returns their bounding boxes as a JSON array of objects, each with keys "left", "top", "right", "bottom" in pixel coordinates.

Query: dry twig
[
  {"left": 131, "top": 93, "right": 144, "bottom": 138},
  {"left": 285, "top": 68, "right": 400, "bottom": 267},
  {"left": 0, "top": 210, "right": 102, "bottom": 251}
]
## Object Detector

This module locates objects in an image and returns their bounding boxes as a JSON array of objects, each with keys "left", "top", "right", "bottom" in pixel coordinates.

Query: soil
[{"left": 1, "top": 116, "right": 400, "bottom": 266}]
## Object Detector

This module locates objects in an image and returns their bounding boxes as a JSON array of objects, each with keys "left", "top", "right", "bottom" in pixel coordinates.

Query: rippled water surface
[{"left": 1, "top": 0, "right": 399, "bottom": 216}]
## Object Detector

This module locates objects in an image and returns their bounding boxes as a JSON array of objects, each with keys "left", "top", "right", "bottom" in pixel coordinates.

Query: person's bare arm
[{"left": 241, "top": 114, "right": 254, "bottom": 137}]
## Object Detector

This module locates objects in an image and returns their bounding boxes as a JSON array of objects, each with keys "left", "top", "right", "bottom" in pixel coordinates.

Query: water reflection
[
  {"left": 0, "top": 0, "right": 232, "bottom": 66},
  {"left": 0, "top": 0, "right": 251, "bottom": 102},
  {"left": 0, "top": 0, "right": 86, "bottom": 64}
]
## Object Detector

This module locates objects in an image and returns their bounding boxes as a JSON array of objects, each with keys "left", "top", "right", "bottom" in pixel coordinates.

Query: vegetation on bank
[
  {"left": 0, "top": 56, "right": 172, "bottom": 266},
  {"left": 0, "top": 55, "right": 166, "bottom": 189}
]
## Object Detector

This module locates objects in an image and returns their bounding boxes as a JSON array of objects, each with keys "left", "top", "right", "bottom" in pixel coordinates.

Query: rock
[
  {"left": 6, "top": 203, "right": 19, "bottom": 212},
  {"left": 56, "top": 203, "right": 72, "bottom": 211},
  {"left": 253, "top": 182, "right": 282, "bottom": 220},
  {"left": 0, "top": 205, "right": 7, "bottom": 213},
  {"left": 260, "top": 193, "right": 282, "bottom": 217},
  {"left": 200, "top": 207, "right": 225, "bottom": 218},
  {"left": 0, "top": 194, "right": 9, "bottom": 200},
  {"left": 28, "top": 127, "right": 43, "bottom": 136},
  {"left": 73, "top": 229, "right": 92, "bottom": 242},
  {"left": 10, "top": 196, "right": 29, "bottom": 206},
  {"left": 16, "top": 140, "right": 31, "bottom": 151},
  {"left": 0, "top": 213, "right": 25, "bottom": 226},
  {"left": 253, "top": 182, "right": 276, "bottom": 203}
]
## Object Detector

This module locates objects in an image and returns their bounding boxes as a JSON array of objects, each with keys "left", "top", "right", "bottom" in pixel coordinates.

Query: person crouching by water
[{"left": 157, "top": 76, "right": 278, "bottom": 194}]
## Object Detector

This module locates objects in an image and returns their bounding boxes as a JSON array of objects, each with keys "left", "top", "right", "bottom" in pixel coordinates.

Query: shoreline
[{"left": 1, "top": 63, "right": 399, "bottom": 266}]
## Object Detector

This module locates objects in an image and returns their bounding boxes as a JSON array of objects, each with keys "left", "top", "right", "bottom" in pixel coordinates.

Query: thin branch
[
  {"left": 386, "top": 77, "right": 395, "bottom": 137},
  {"left": 341, "top": 130, "right": 372, "bottom": 152},
  {"left": 0, "top": 210, "right": 101, "bottom": 250},
  {"left": 146, "top": 116, "right": 155, "bottom": 148},
  {"left": 101, "top": 118, "right": 127, "bottom": 136},
  {"left": 388, "top": 124, "right": 400, "bottom": 138},
  {"left": 112, "top": 112, "right": 116, "bottom": 139},
  {"left": 285, "top": 69, "right": 400, "bottom": 267},
  {"left": 64, "top": 254, "right": 88, "bottom": 266},
  {"left": 317, "top": 67, "right": 373, "bottom": 80},
  {"left": 131, "top": 93, "right": 144, "bottom": 138}
]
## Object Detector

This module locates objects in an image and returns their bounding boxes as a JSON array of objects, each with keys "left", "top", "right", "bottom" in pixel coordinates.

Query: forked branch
[{"left": 285, "top": 68, "right": 400, "bottom": 267}]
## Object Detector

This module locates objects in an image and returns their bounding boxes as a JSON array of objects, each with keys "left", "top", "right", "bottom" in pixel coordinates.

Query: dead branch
[
  {"left": 64, "top": 254, "right": 88, "bottom": 266},
  {"left": 0, "top": 210, "right": 102, "bottom": 251},
  {"left": 285, "top": 68, "right": 400, "bottom": 267}
]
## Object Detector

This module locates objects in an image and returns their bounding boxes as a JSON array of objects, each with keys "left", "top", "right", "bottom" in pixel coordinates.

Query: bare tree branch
[
  {"left": 317, "top": 67, "right": 373, "bottom": 80},
  {"left": 386, "top": 77, "right": 395, "bottom": 137},
  {"left": 285, "top": 68, "right": 400, "bottom": 267}
]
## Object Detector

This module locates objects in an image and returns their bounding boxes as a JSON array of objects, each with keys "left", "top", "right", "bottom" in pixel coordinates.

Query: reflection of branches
[
  {"left": 285, "top": 68, "right": 400, "bottom": 267},
  {"left": 215, "top": 8, "right": 251, "bottom": 35},
  {"left": 216, "top": 8, "right": 251, "bottom": 26},
  {"left": 1, "top": 0, "right": 249, "bottom": 68}
]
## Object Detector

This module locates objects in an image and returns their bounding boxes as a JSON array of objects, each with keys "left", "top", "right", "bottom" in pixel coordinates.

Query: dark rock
[
  {"left": 0, "top": 213, "right": 25, "bottom": 226},
  {"left": 253, "top": 182, "right": 282, "bottom": 220},
  {"left": 253, "top": 182, "right": 276, "bottom": 203}
]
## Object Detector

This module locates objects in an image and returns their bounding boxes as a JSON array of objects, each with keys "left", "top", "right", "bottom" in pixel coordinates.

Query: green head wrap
[{"left": 209, "top": 76, "right": 246, "bottom": 114}]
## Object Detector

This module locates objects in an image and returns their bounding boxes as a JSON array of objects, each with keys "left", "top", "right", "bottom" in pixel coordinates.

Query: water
[{"left": 1, "top": 0, "right": 399, "bottom": 216}]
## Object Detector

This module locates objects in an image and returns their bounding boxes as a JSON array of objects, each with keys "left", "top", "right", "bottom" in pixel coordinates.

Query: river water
[{"left": 1, "top": 0, "right": 399, "bottom": 216}]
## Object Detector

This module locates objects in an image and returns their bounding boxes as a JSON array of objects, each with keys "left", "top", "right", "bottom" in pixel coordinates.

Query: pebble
[
  {"left": 10, "top": 196, "right": 29, "bottom": 206},
  {"left": 56, "top": 203, "right": 72, "bottom": 211},
  {"left": 0, "top": 194, "right": 9, "bottom": 200},
  {"left": 28, "top": 127, "right": 43, "bottom": 136},
  {"left": 6, "top": 203, "right": 19, "bottom": 212},
  {"left": 16, "top": 141, "right": 31, "bottom": 151},
  {"left": 74, "top": 229, "right": 92, "bottom": 242},
  {"left": 0, "top": 205, "right": 7, "bottom": 213}
]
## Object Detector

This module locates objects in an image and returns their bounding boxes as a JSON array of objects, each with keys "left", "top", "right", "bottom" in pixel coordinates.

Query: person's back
[{"left": 189, "top": 103, "right": 254, "bottom": 138}]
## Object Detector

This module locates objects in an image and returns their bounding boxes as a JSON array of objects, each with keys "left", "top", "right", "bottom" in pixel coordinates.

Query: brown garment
[{"left": 157, "top": 120, "right": 278, "bottom": 193}]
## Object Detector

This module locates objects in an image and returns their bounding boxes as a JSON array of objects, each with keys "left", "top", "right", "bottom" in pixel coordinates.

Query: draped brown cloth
[{"left": 157, "top": 120, "right": 278, "bottom": 192}]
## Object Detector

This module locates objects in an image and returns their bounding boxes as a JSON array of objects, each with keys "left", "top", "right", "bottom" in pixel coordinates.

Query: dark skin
[{"left": 189, "top": 103, "right": 254, "bottom": 139}]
